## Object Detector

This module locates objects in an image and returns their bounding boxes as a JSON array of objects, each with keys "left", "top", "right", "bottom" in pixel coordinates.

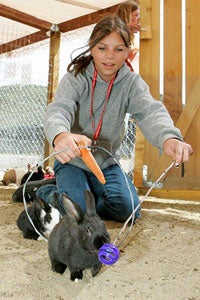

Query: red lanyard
[{"left": 90, "top": 68, "right": 116, "bottom": 143}]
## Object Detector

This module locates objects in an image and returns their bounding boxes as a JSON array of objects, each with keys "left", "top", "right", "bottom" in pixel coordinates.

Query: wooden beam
[
  {"left": 134, "top": 0, "right": 152, "bottom": 188},
  {"left": 175, "top": 78, "right": 200, "bottom": 136},
  {"left": 0, "top": 31, "right": 48, "bottom": 54},
  {"left": 44, "top": 30, "right": 61, "bottom": 168},
  {"left": 138, "top": 187, "right": 200, "bottom": 201},
  {"left": 58, "top": 4, "right": 119, "bottom": 32},
  {"left": 185, "top": 0, "right": 200, "bottom": 96},
  {"left": 0, "top": 3, "right": 52, "bottom": 30},
  {"left": 148, "top": 77, "right": 200, "bottom": 181},
  {"left": 0, "top": 4, "right": 119, "bottom": 54},
  {"left": 134, "top": 128, "right": 145, "bottom": 187},
  {"left": 47, "top": 31, "right": 61, "bottom": 106},
  {"left": 163, "top": 0, "right": 182, "bottom": 123},
  {"left": 184, "top": 0, "right": 200, "bottom": 181},
  {"left": 134, "top": 0, "right": 161, "bottom": 187}
]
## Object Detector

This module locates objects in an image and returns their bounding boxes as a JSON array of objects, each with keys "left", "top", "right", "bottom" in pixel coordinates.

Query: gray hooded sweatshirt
[{"left": 44, "top": 60, "right": 183, "bottom": 171}]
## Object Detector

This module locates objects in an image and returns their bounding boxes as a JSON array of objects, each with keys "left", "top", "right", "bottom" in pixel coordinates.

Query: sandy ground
[{"left": 0, "top": 187, "right": 200, "bottom": 300}]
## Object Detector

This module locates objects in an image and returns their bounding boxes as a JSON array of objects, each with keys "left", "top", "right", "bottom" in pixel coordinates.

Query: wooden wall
[
  {"left": 31, "top": 1, "right": 199, "bottom": 199},
  {"left": 135, "top": 0, "right": 200, "bottom": 200}
]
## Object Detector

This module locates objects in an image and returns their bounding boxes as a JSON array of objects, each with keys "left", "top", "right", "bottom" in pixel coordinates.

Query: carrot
[{"left": 77, "top": 140, "right": 106, "bottom": 185}]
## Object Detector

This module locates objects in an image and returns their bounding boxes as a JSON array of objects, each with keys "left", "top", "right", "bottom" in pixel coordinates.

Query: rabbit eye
[{"left": 86, "top": 228, "right": 91, "bottom": 236}]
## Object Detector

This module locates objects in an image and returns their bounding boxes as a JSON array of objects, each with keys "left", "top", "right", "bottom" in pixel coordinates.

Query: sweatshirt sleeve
[
  {"left": 44, "top": 73, "right": 82, "bottom": 145},
  {"left": 127, "top": 76, "right": 183, "bottom": 150}
]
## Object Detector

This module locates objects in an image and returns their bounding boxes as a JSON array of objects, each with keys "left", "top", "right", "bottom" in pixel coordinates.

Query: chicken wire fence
[{"left": 0, "top": 24, "right": 136, "bottom": 175}]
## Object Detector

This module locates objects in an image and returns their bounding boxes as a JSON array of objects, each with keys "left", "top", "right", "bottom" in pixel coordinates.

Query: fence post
[
  {"left": 44, "top": 25, "right": 60, "bottom": 168},
  {"left": 134, "top": 0, "right": 160, "bottom": 187}
]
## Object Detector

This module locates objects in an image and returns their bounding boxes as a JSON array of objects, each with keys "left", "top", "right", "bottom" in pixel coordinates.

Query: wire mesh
[
  {"left": 0, "top": 39, "right": 49, "bottom": 171},
  {"left": 0, "top": 24, "right": 136, "bottom": 177}
]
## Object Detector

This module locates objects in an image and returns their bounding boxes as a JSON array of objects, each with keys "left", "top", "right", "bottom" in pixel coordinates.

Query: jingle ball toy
[{"left": 98, "top": 243, "right": 120, "bottom": 265}]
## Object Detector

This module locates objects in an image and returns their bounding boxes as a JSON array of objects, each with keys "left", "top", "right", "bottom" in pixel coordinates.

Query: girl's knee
[
  {"left": 36, "top": 184, "right": 57, "bottom": 205},
  {"left": 100, "top": 195, "right": 138, "bottom": 222}
]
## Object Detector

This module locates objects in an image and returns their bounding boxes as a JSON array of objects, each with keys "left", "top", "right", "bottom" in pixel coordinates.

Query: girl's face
[
  {"left": 127, "top": 9, "right": 140, "bottom": 33},
  {"left": 91, "top": 31, "right": 129, "bottom": 82}
]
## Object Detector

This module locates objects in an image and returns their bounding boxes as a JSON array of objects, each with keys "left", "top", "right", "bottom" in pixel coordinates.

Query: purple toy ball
[{"left": 98, "top": 243, "right": 120, "bottom": 265}]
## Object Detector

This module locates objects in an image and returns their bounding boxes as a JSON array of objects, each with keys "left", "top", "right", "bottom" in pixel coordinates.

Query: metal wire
[{"left": 22, "top": 145, "right": 177, "bottom": 248}]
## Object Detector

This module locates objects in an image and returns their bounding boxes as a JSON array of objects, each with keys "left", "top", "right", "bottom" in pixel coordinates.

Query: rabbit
[
  {"left": 44, "top": 166, "right": 55, "bottom": 179},
  {"left": 12, "top": 177, "right": 56, "bottom": 203},
  {"left": 20, "top": 164, "right": 44, "bottom": 185},
  {"left": 2, "top": 168, "right": 26, "bottom": 186},
  {"left": 48, "top": 190, "right": 110, "bottom": 281},
  {"left": 16, "top": 194, "right": 61, "bottom": 240}
]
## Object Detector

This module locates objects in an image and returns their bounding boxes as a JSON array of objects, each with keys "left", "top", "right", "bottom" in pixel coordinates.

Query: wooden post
[
  {"left": 134, "top": 0, "right": 160, "bottom": 187},
  {"left": 163, "top": 0, "right": 182, "bottom": 123},
  {"left": 44, "top": 26, "right": 60, "bottom": 168},
  {"left": 185, "top": 0, "right": 200, "bottom": 185},
  {"left": 147, "top": 78, "right": 200, "bottom": 185}
]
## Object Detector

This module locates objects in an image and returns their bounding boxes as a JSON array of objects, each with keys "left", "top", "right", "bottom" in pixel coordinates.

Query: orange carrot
[{"left": 77, "top": 140, "right": 106, "bottom": 185}]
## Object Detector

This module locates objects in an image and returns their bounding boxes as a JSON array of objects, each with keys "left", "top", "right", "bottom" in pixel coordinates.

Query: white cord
[
  {"left": 22, "top": 145, "right": 176, "bottom": 246},
  {"left": 113, "top": 161, "right": 176, "bottom": 247},
  {"left": 22, "top": 148, "right": 71, "bottom": 242},
  {"left": 22, "top": 171, "right": 48, "bottom": 242},
  {"left": 89, "top": 146, "right": 136, "bottom": 246}
]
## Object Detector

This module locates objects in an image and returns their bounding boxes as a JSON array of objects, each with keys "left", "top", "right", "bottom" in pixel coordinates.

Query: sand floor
[{"left": 0, "top": 188, "right": 200, "bottom": 300}]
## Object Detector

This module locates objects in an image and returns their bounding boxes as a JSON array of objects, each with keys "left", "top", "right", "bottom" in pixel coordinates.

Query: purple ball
[{"left": 98, "top": 243, "right": 120, "bottom": 265}]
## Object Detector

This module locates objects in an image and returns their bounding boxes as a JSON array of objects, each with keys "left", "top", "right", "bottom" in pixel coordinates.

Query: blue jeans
[{"left": 36, "top": 160, "right": 141, "bottom": 222}]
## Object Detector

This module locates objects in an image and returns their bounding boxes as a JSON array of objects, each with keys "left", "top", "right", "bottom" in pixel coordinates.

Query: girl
[
  {"left": 37, "top": 16, "right": 193, "bottom": 223},
  {"left": 116, "top": 0, "right": 141, "bottom": 71}
]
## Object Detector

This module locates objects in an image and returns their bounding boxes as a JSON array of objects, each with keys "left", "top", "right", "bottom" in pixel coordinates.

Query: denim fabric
[{"left": 36, "top": 160, "right": 141, "bottom": 223}]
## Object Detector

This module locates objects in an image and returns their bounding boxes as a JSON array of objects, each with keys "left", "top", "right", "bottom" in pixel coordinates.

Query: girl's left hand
[{"left": 162, "top": 138, "right": 193, "bottom": 164}]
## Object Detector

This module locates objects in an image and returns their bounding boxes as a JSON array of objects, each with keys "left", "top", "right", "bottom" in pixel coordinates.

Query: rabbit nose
[{"left": 93, "top": 235, "right": 109, "bottom": 250}]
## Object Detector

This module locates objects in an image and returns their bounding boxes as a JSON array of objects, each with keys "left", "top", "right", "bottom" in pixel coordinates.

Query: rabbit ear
[
  {"left": 36, "top": 197, "right": 51, "bottom": 212},
  {"left": 52, "top": 192, "right": 66, "bottom": 216},
  {"left": 62, "top": 194, "right": 84, "bottom": 223},
  {"left": 37, "top": 166, "right": 44, "bottom": 174},
  {"left": 52, "top": 192, "right": 60, "bottom": 210},
  {"left": 27, "top": 163, "right": 32, "bottom": 172},
  {"left": 84, "top": 190, "right": 97, "bottom": 217}
]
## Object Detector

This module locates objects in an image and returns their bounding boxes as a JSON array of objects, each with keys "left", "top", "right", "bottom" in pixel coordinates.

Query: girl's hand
[
  {"left": 53, "top": 132, "right": 92, "bottom": 164},
  {"left": 128, "top": 24, "right": 141, "bottom": 34},
  {"left": 162, "top": 138, "right": 193, "bottom": 164},
  {"left": 128, "top": 48, "right": 139, "bottom": 62}
]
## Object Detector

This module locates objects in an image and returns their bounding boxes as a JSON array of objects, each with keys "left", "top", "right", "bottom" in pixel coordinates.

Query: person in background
[
  {"left": 36, "top": 16, "right": 193, "bottom": 224},
  {"left": 116, "top": 0, "right": 140, "bottom": 71},
  {"left": 116, "top": 1, "right": 141, "bottom": 157}
]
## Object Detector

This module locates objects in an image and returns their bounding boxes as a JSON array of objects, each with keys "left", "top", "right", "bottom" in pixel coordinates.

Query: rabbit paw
[
  {"left": 51, "top": 259, "right": 67, "bottom": 274},
  {"left": 91, "top": 262, "right": 102, "bottom": 277},
  {"left": 70, "top": 270, "right": 83, "bottom": 281}
]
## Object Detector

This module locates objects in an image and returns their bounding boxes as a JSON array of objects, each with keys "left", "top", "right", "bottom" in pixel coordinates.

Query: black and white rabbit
[
  {"left": 12, "top": 177, "right": 56, "bottom": 203},
  {"left": 17, "top": 194, "right": 61, "bottom": 240},
  {"left": 48, "top": 190, "right": 110, "bottom": 281}
]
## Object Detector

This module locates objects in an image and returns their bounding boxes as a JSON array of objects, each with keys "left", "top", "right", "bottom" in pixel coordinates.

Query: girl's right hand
[{"left": 53, "top": 132, "right": 92, "bottom": 164}]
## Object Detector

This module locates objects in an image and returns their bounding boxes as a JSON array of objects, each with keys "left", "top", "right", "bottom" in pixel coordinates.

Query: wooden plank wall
[
  {"left": 135, "top": 0, "right": 200, "bottom": 199},
  {"left": 134, "top": 0, "right": 159, "bottom": 186},
  {"left": 185, "top": 0, "right": 200, "bottom": 186},
  {"left": 134, "top": 0, "right": 160, "bottom": 187},
  {"left": 39, "top": 1, "right": 199, "bottom": 198}
]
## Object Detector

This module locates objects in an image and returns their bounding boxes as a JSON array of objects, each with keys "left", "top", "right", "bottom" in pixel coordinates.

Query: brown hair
[
  {"left": 67, "top": 15, "right": 131, "bottom": 76},
  {"left": 116, "top": 1, "right": 140, "bottom": 44},
  {"left": 116, "top": 1, "right": 140, "bottom": 25}
]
